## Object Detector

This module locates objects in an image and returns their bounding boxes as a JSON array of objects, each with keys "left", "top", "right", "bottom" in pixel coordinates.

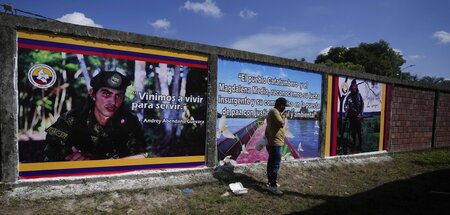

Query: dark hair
[{"left": 275, "top": 97, "right": 288, "bottom": 107}]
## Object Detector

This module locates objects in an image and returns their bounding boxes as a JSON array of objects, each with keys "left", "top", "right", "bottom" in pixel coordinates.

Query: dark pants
[
  {"left": 267, "top": 145, "right": 282, "bottom": 187},
  {"left": 349, "top": 117, "right": 362, "bottom": 151}
]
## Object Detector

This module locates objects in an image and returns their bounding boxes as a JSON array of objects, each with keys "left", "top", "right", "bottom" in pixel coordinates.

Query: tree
[
  {"left": 417, "top": 76, "right": 450, "bottom": 89},
  {"left": 316, "top": 47, "right": 348, "bottom": 64},
  {"left": 399, "top": 72, "right": 418, "bottom": 81},
  {"left": 315, "top": 40, "right": 406, "bottom": 77},
  {"left": 439, "top": 79, "right": 450, "bottom": 88},
  {"left": 419, "top": 76, "right": 445, "bottom": 85}
]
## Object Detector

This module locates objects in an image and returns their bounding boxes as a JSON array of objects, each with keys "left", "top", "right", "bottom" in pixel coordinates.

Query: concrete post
[
  {"left": 431, "top": 90, "right": 440, "bottom": 148},
  {"left": 0, "top": 26, "right": 19, "bottom": 183},
  {"left": 205, "top": 55, "right": 218, "bottom": 167},
  {"left": 319, "top": 73, "right": 329, "bottom": 157}
]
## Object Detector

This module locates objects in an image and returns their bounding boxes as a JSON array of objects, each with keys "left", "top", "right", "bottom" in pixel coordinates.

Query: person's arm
[
  {"left": 45, "top": 113, "right": 93, "bottom": 161},
  {"left": 359, "top": 93, "right": 364, "bottom": 115},
  {"left": 121, "top": 153, "right": 146, "bottom": 159},
  {"left": 64, "top": 146, "right": 92, "bottom": 161},
  {"left": 44, "top": 115, "right": 72, "bottom": 161},
  {"left": 274, "top": 109, "right": 285, "bottom": 128},
  {"left": 344, "top": 96, "right": 350, "bottom": 118}
]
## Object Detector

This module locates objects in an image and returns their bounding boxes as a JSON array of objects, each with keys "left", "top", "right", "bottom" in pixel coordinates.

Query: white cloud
[
  {"left": 433, "top": 31, "right": 450, "bottom": 43},
  {"left": 229, "top": 32, "right": 318, "bottom": 59},
  {"left": 318, "top": 46, "right": 332, "bottom": 55},
  {"left": 407, "top": 55, "right": 425, "bottom": 60},
  {"left": 395, "top": 49, "right": 426, "bottom": 61},
  {"left": 57, "top": 12, "right": 102, "bottom": 28},
  {"left": 239, "top": 9, "right": 257, "bottom": 19},
  {"left": 241, "top": 68, "right": 262, "bottom": 76},
  {"left": 278, "top": 69, "right": 287, "bottom": 78},
  {"left": 150, "top": 18, "right": 171, "bottom": 31},
  {"left": 182, "top": 0, "right": 223, "bottom": 18},
  {"left": 393, "top": 48, "right": 403, "bottom": 56}
]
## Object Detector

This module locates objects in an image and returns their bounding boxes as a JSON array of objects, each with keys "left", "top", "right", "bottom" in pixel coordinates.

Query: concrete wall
[{"left": 1, "top": 14, "right": 450, "bottom": 184}]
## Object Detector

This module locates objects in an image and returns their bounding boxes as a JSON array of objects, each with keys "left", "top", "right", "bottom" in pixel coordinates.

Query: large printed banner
[
  {"left": 217, "top": 58, "right": 322, "bottom": 163},
  {"left": 325, "top": 75, "right": 390, "bottom": 156},
  {"left": 17, "top": 31, "right": 208, "bottom": 179}
]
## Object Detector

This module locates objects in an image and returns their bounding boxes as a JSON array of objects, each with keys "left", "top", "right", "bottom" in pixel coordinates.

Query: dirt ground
[{"left": 1, "top": 149, "right": 449, "bottom": 215}]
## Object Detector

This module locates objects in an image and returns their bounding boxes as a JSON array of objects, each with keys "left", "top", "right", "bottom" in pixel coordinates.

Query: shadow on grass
[{"left": 287, "top": 168, "right": 450, "bottom": 215}]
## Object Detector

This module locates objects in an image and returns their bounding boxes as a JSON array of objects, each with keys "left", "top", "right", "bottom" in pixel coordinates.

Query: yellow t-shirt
[{"left": 265, "top": 108, "right": 285, "bottom": 146}]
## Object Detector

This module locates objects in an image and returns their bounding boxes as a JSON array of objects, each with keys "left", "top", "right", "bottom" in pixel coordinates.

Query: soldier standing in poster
[
  {"left": 44, "top": 71, "right": 146, "bottom": 161},
  {"left": 344, "top": 79, "right": 364, "bottom": 152}
]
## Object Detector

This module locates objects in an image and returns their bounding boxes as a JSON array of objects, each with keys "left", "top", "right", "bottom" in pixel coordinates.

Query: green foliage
[
  {"left": 31, "top": 50, "right": 63, "bottom": 65},
  {"left": 43, "top": 99, "right": 53, "bottom": 110},
  {"left": 64, "top": 63, "right": 80, "bottom": 72},
  {"left": 398, "top": 71, "right": 418, "bottom": 81},
  {"left": 125, "top": 85, "right": 136, "bottom": 102},
  {"left": 319, "top": 59, "right": 365, "bottom": 73},
  {"left": 437, "top": 79, "right": 450, "bottom": 88},
  {"left": 315, "top": 41, "right": 446, "bottom": 84},
  {"left": 315, "top": 40, "right": 405, "bottom": 77},
  {"left": 418, "top": 76, "right": 445, "bottom": 85},
  {"left": 316, "top": 46, "right": 348, "bottom": 63},
  {"left": 86, "top": 56, "right": 102, "bottom": 68}
]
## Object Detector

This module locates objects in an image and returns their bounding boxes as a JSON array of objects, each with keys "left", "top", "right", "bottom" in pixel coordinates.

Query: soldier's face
[
  {"left": 90, "top": 87, "right": 125, "bottom": 119},
  {"left": 350, "top": 84, "right": 357, "bottom": 93}
]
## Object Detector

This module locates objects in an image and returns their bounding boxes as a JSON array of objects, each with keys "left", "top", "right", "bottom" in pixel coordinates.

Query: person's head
[
  {"left": 89, "top": 71, "right": 131, "bottom": 121},
  {"left": 274, "top": 97, "right": 288, "bottom": 112},
  {"left": 350, "top": 79, "right": 359, "bottom": 93}
]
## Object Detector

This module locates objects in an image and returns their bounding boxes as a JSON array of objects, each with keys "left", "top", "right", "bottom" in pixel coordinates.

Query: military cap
[{"left": 90, "top": 71, "right": 131, "bottom": 91}]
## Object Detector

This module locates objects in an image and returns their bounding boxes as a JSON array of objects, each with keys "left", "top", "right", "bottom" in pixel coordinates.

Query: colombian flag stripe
[
  {"left": 379, "top": 84, "right": 386, "bottom": 151},
  {"left": 18, "top": 31, "right": 207, "bottom": 61},
  {"left": 383, "top": 85, "right": 391, "bottom": 150},
  {"left": 19, "top": 156, "right": 205, "bottom": 179},
  {"left": 20, "top": 156, "right": 205, "bottom": 171},
  {"left": 324, "top": 75, "right": 333, "bottom": 157},
  {"left": 331, "top": 76, "right": 339, "bottom": 156},
  {"left": 18, "top": 32, "right": 208, "bottom": 69},
  {"left": 18, "top": 38, "right": 207, "bottom": 69},
  {"left": 19, "top": 162, "right": 205, "bottom": 179}
]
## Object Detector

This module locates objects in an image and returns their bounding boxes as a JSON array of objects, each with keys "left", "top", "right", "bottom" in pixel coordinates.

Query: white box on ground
[{"left": 229, "top": 182, "right": 248, "bottom": 195}]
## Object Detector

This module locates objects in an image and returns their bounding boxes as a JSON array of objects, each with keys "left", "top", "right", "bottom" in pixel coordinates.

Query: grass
[{"left": 1, "top": 148, "right": 450, "bottom": 215}]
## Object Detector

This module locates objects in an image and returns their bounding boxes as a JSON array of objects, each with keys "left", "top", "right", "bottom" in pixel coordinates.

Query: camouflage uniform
[{"left": 44, "top": 107, "right": 145, "bottom": 161}]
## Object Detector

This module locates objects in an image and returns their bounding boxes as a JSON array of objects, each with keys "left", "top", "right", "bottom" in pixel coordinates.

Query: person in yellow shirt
[{"left": 265, "top": 97, "right": 288, "bottom": 195}]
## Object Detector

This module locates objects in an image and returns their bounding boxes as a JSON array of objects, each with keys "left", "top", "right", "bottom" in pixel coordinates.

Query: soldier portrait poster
[
  {"left": 216, "top": 58, "right": 323, "bottom": 164},
  {"left": 325, "top": 75, "right": 391, "bottom": 157},
  {"left": 17, "top": 31, "right": 208, "bottom": 179}
]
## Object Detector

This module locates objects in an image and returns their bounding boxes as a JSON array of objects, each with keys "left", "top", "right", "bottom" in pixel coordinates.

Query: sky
[{"left": 3, "top": 0, "right": 450, "bottom": 79}]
